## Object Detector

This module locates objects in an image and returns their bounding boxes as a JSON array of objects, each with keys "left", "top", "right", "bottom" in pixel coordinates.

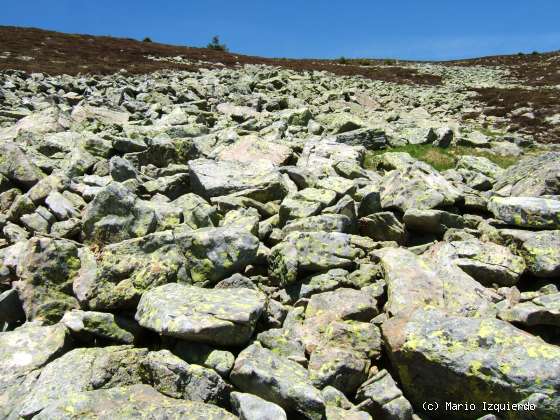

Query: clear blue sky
[{"left": 2, "top": 1, "right": 559, "bottom": 60}]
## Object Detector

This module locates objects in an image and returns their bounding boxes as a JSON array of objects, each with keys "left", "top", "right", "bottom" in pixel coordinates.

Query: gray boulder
[
  {"left": 383, "top": 309, "right": 560, "bottom": 419},
  {"left": 136, "top": 283, "right": 266, "bottom": 346},
  {"left": 230, "top": 342, "right": 325, "bottom": 419},
  {"left": 488, "top": 196, "right": 560, "bottom": 229},
  {"left": 231, "top": 391, "right": 288, "bottom": 420}
]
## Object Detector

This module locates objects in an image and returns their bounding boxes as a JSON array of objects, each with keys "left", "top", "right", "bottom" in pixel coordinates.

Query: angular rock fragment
[
  {"left": 136, "top": 283, "right": 266, "bottom": 346},
  {"left": 488, "top": 196, "right": 560, "bottom": 229}
]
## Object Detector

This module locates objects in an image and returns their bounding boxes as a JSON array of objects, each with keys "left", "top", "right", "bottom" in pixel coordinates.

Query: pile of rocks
[{"left": 0, "top": 63, "right": 559, "bottom": 419}]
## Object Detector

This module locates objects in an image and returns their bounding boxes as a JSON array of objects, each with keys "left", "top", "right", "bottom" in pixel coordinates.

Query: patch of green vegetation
[{"left": 364, "top": 144, "right": 521, "bottom": 172}]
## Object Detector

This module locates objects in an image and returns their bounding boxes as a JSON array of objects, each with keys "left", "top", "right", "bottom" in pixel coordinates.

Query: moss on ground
[{"left": 364, "top": 144, "right": 523, "bottom": 171}]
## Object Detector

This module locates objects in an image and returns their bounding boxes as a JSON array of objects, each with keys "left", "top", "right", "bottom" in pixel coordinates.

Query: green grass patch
[{"left": 364, "top": 144, "right": 521, "bottom": 172}]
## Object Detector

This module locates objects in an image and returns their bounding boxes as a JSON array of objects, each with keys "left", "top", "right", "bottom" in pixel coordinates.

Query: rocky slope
[{"left": 1, "top": 30, "right": 560, "bottom": 420}]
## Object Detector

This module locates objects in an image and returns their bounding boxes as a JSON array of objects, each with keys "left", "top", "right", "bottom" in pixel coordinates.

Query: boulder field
[{"left": 0, "top": 62, "right": 560, "bottom": 419}]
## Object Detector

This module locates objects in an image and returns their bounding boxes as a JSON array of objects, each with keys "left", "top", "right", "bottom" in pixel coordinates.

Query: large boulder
[
  {"left": 380, "top": 162, "right": 461, "bottom": 212},
  {"left": 176, "top": 226, "right": 260, "bottom": 286},
  {"left": 189, "top": 158, "right": 287, "bottom": 202},
  {"left": 73, "top": 231, "right": 188, "bottom": 310},
  {"left": 14, "top": 237, "right": 81, "bottom": 323},
  {"left": 0, "top": 141, "right": 45, "bottom": 188},
  {"left": 443, "top": 239, "right": 526, "bottom": 286},
  {"left": 374, "top": 247, "right": 497, "bottom": 317},
  {"left": 230, "top": 342, "right": 325, "bottom": 419},
  {"left": 297, "top": 140, "right": 365, "bottom": 176},
  {"left": 488, "top": 196, "right": 560, "bottom": 229},
  {"left": 216, "top": 135, "right": 293, "bottom": 166},
  {"left": 492, "top": 152, "right": 560, "bottom": 197},
  {"left": 231, "top": 391, "right": 288, "bottom": 420},
  {"left": 34, "top": 384, "right": 236, "bottom": 420},
  {"left": 269, "top": 232, "right": 367, "bottom": 285},
  {"left": 18, "top": 345, "right": 148, "bottom": 418},
  {"left": 520, "top": 230, "right": 560, "bottom": 278},
  {"left": 0, "top": 323, "right": 71, "bottom": 418},
  {"left": 383, "top": 309, "right": 560, "bottom": 419},
  {"left": 81, "top": 182, "right": 158, "bottom": 244},
  {"left": 136, "top": 283, "right": 266, "bottom": 346}
]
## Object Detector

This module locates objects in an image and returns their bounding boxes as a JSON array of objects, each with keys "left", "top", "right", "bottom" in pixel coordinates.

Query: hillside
[{"left": 1, "top": 25, "right": 560, "bottom": 419}]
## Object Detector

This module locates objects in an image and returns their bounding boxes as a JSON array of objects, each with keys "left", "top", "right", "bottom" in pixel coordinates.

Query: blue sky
[{"left": 2, "top": 1, "right": 559, "bottom": 60}]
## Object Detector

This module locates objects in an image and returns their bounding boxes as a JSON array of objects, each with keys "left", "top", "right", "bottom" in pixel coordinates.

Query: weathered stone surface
[
  {"left": 136, "top": 283, "right": 266, "bottom": 346},
  {"left": 488, "top": 196, "right": 560, "bottom": 229},
  {"left": 380, "top": 162, "right": 461, "bottom": 212},
  {"left": 231, "top": 391, "right": 288, "bottom": 420},
  {"left": 0, "top": 141, "right": 45, "bottom": 187},
  {"left": 270, "top": 232, "right": 365, "bottom": 285},
  {"left": 61, "top": 309, "right": 140, "bottom": 344},
  {"left": 520, "top": 230, "right": 560, "bottom": 278},
  {"left": 18, "top": 345, "right": 148, "bottom": 418},
  {"left": 176, "top": 226, "right": 260, "bottom": 286},
  {"left": 446, "top": 239, "right": 526, "bottom": 286},
  {"left": 74, "top": 231, "right": 188, "bottom": 310},
  {"left": 493, "top": 152, "right": 560, "bottom": 197},
  {"left": 230, "top": 342, "right": 325, "bottom": 419},
  {"left": 499, "top": 292, "right": 560, "bottom": 327},
  {"left": 14, "top": 237, "right": 81, "bottom": 323},
  {"left": 216, "top": 135, "right": 293, "bottom": 165},
  {"left": 383, "top": 309, "right": 560, "bottom": 419},
  {"left": 355, "top": 369, "right": 413, "bottom": 420},
  {"left": 0, "top": 323, "right": 71, "bottom": 418},
  {"left": 359, "top": 212, "right": 406, "bottom": 243},
  {"left": 189, "top": 158, "right": 287, "bottom": 201},
  {"left": 375, "top": 247, "right": 496, "bottom": 317},
  {"left": 140, "top": 349, "right": 230, "bottom": 406},
  {"left": 82, "top": 182, "right": 158, "bottom": 244},
  {"left": 34, "top": 384, "right": 236, "bottom": 420},
  {"left": 403, "top": 208, "right": 464, "bottom": 235}
]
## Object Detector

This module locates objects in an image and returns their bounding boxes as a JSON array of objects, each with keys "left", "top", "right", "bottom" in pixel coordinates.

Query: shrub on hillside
[{"left": 207, "top": 36, "right": 228, "bottom": 52}]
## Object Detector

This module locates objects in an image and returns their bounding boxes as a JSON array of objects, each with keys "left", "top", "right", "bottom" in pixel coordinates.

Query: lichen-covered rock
[
  {"left": 297, "top": 140, "right": 365, "bottom": 176},
  {"left": 403, "top": 208, "right": 464, "bottom": 235},
  {"left": 520, "top": 230, "right": 560, "bottom": 278},
  {"left": 18, "top": 345, "right": 148, "bottom": 418},
  {"left": 383, "top": 309, "right": 560, "bottom": 420},
  {"left": 172, "top": 192, "right": 218, "bottom": 229},
  {"left": 445, "top": 239, "right": 526, "bottom": 286},
  {"left": 82, "top": 182, "right": 158, "bottom": 244},
  {"left": 61, "top": 309, "right": 140, "bottom": 344},
  {"left": 380, "top": 161, "right": 461, "bottom": 212},
  {"left": 492, "top": 152, "right": 560, "bottom": 197},
  {"left": 176, "top": 226, "right": 260, "bottom": 285},
  {"left": 140, "top": 350, "right": 231, "bottom": 406},
  {"left": 488, "top": 196, "right": 560, "bottom": 229},
  {"left": 230, "top": 342, "right": 325, "bottom": 419},
  {"left": 359, "top": 212, "right": 405, "bottom": 243},
  {"left": 498, "top": 292, "right": 560, "bottom": 327},
  {"left": 173, "top": 341, "right": 235, "bottom": 378},
  {"left": 374, "top": 247, "right": 496, "bottom": 317},
  {"left": 34, "top": 384, "right": 237, "bottom": 420},
  {"left": 73, "top": 230, "right": 188, "bottom": 310},
  {"left": 216, "top": 135, "right": 293, "bottom": 166},
  {"left": 189, "top": 158, "right": 287, "bottom": 201},
  {"left": 0, "top": 141, "right": 45, "bottom": 187},
  {"left": 231, "top": 391, "right": 288, "bottom": 420},
  {"left": 355, "top": 369, "right": 413, "bottom": 420},
  {"left": 0, "top": 323, "right": 71, "bottom": 418},
  {"left": 270, "top": 232, "right": 365, "bottom": 285},
  {"left": 136, "top": 283, "right": 266, "bottom": 346},
  {"left": 14, "top": 237, "right": 81, "bottom": 323}
]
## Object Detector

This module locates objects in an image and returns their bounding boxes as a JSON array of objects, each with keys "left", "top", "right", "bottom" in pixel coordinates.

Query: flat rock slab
[
  {"left": 189, "top": 158, "right": 287, "bottom": 201},
  {"left": 136, "top": 283, "right": 266, "bottom": 346},
  {"left": 489, "top": 196, "right": 560, "bottom": 229}
]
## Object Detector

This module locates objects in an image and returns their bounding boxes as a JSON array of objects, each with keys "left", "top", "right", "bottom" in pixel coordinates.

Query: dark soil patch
[
  {"left": 0, "top": 26, "right": 441, "bottom": 85},
  {"left": 469, "top": 87, "right": 560, "bottom": 144}
]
